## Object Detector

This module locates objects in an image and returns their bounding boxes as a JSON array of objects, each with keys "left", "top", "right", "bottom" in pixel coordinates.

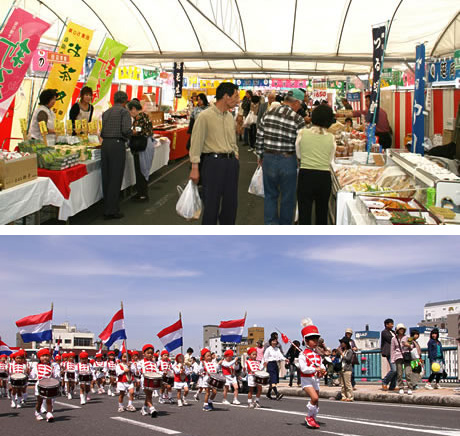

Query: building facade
[
  {"left": 354, "top": 330, "right": 380, "bottom": 350},
  {"left": 424, "top": 299, "right": 460, "bottom": 324},
  {"left": 203, "top": 325, "right": 220, "bottom": 349}
]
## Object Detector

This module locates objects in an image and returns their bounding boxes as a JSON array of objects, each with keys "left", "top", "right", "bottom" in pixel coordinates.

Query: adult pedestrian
[
  {"left": 186, "top": 93, "right": 209, "bottom": 150},
  {"left": 390, "top": 323, "right": 414, "bottom": 395},
  {"left": 296, "top": 104, "right": 336, "bottom": 225},
  {"left": 189, "top": 82, "right": 240, "bottom": 225},
  {"left": 264, "top": 338, "right": 287, "bottom": 400},
  {"left": 257, "top": 91, "right": 276, "bottom": 127},
  {"left": 426, "top": 328, "right": 445, "bottom": 390},
  {"left": 353, "top": 94, "right": 392, "bottom": 149},
  {"left": 100, "top": 91, "right": 132, "bottom": 220},
  {"left": 29, "top": 89, "right": 58, "bottom": 140},
  {"left": 381, "top": 318, "right": 397, "bottom": 391},
  {"left": 241, "top": 90, "right": 253, "bottom": 146},
  {"left": 285, "top": 341, "right": 301, "bottom": 387},
  {"left": 408, "top": 329, "right": 423, "bottom": 389},
  {"left": 127, "top": 99, "right": 154, "bottom": 202},
  {"left": 341, "top": 98, "right": 353, "bottom": 110},
  {"left": 248, "top": 95, "right": 260, "bottom": 152},
  {"left": 264, "top": 332, "right": 284, "bottom": 354},
  {"left": 69, "top": 86, "right": 94, "bottom": 134},
  {"left": 341, "top": 329, "right": 358, "bottom": 389},
  {"left": 184, "top": 347, "right": 194, "bottom": 368},
  {"left": 255, "top": 340, "right": 264, "bottom": 363},
  {"left": 256, "top": 89, "right": 306, "bottom": 225},
  {"left": 337, "top": 337, "right": 354, "bottom": 401}
]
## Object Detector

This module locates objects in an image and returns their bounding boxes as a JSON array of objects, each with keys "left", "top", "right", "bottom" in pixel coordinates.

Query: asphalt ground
[
  {"left": 2, "top": 387, "right": 459, "bottom": 436},
  {"left": 62, "top": 143, "right": 265, "bottom": 225}
]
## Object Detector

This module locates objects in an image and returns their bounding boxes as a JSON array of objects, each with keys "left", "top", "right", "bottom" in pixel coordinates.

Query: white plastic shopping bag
[
  {"left": 176, "top": 180, "right": 202, "bottom": 220},
  {"left": 248, "top": 166, "right": 264, "bottom": 197},
  {"left": 243, "top": 112, "right": 257, "bottom": 128}
]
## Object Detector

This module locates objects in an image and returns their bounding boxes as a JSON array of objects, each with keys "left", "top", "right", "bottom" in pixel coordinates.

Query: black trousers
[
  {"left": 101, "top": 138, "right": 126, "bottom": 216},
  {"left": 248, "top": 124, "right": 257, "bottom": 147},
  {"left": 297, "top": 169, "right": 331, "bottom": 225},
  {"left": 377, "top": 132, "right": 392, "bottom": 149},
  {"left": 201, "top": 155, "right": 239, "bottom": 225},
  {"left": 133, "top": 152, "right": 148, "bottom": 198}
]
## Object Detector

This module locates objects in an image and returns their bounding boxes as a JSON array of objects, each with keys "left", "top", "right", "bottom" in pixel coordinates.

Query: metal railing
[{"left": 353, "top": 347, "right": 459, "bottom": 382}]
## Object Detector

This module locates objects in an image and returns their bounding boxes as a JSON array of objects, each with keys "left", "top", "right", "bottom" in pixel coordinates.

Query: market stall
[{"left": 153, "top": 125, "right": 189, "bottom": 161}]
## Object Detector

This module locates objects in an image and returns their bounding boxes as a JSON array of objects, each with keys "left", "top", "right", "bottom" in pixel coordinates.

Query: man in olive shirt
[{"left": 189, "top": 82, "right": 240, "bottom": 225}]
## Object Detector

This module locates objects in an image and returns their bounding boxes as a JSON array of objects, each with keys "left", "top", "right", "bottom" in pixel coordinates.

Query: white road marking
[
  {"left": 54, "top": 401, "right": 82, "bottom": 409},
  {"left": 110, "top": 417, "right": 181, "bottom": 435},
  {"left": 221, "top": 404, "right": 460, "bottom": 436},
  {"left": 319, "top": 431, "right": 364, "bottom": 436}
]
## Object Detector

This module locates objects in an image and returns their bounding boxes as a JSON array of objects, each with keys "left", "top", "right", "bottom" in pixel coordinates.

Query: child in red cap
[
  {"left": 0, "top": 354, "right": 9, "bottom": 398},
  {"left": 158, "top": 350, "right": 173, "bottom": 404},
  {"left": 299, "top": 318, "right": 326, "bottom": 429},
  {"left": 9, "top": 350, "right": 29, "bottom": 408},
  {"left": 63, "top": 352, "right": 77, "bottom": 400},
  {"left": 92, "top": 352, "right": 107, "bottom": 394},
  {"left": 31, "top": 348, "right": 60, "bottom": 422},
  {"left": 220, "top": 349, "right": 240, "bottom": 405},
  {"left": 106, "top": 351, "right": 117, "bottom": 396},
  {"left": 172, "top": 353, "right": 191, "bottom": 407},
  {"left": 130, "top": 350, "right": 141, "bottom": 399},
  {"left": 116, "top": 351, "right": 136, "bottom": 412},
  {"left": 201, "top": 348, "right": 218, "bottom": 411},
  {"left": 76, "top": 351, "right": 94, "bottom": 405},
  {"left": 139, "top": 344, "right": 159, "bottom": 417},
  {"left": 246, "top": 347, "right": 263, "bottom": 408}
]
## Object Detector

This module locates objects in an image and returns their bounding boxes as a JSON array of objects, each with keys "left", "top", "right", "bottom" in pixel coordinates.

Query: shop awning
[{"left": 2, "top": 0, "right": 459, "bottom": 77}]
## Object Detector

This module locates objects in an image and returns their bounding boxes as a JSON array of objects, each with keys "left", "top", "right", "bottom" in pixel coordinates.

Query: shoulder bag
[{"left": 396, "top": 337, "right": 411, "bottom": 363}]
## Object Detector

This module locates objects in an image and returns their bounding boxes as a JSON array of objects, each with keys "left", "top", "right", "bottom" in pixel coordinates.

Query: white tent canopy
[{"left": 2, "top": 0, "right": 459, "bottom": 77}]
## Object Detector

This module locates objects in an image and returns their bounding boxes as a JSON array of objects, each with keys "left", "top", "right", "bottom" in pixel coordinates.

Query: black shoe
[
  {"left": 151, "top": 410, "right": 157, "bottom": 418},
  {"left": 276, "top": 393, "right": 284, "bottom": 401},
  {"left": 288, "top": 384, "right": 292, "bottom": 387},
  {"left": 104, "top": 212, "right": 124, "bottom": 220},
  {"left": 266, "top": 394, "right": 273, "bottom": 400},
  {"left": 131, "top": 195, "right": 148, "bottom": 202}
]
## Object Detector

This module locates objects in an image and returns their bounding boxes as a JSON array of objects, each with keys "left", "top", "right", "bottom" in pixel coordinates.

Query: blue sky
[{"left": 1, "top": 236, "right": 459, "bottom": 353}]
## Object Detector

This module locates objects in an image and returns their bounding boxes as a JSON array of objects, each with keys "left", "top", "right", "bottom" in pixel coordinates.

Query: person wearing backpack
[{"left": 390, "top": 323, "right": 414, "bottom": 395}]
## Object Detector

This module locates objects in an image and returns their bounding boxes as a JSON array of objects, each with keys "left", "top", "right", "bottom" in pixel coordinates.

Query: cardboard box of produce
[{"left": 0, "top": 154, "right": 38, "bottom": 190}]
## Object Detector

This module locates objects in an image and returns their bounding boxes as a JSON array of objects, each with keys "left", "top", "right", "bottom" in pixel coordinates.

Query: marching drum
[
  {"left": 0, "top": 372, "right": 8, "bottom": 379},
  {"left": 162, "top": 370, "right": 174, "bottom": 386},
  {"left": 38, "top": 378, "right": 60, "bottom": 398},
  {"left": 79, "top": 372, "right": 92, "bottom": 383},
  {"left": 66, "top": 371, "right": 75, "bottom": 380},
  {"left": 254, "top": 371, "right": 270, "bottom": 385},
  {"left": 207, "top": 374, "right": 226, "bottom": 389},
  {"left": 143, "top": 372, "right": 163, "bottom": 390},
  {"left": 108, "top": 370, "right": 116, "bottom": 377},
  {"left": 10, "top": 373, "right": 28, "bottom": 388}
]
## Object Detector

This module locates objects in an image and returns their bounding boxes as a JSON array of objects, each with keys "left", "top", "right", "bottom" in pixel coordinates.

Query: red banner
[{"left": 0, "top": 8, "right": 50, "bottom": 121}]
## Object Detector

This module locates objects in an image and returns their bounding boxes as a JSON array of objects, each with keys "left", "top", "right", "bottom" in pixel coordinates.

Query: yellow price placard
[
  {"left": 66, "top": 120, "right": 73, "bottom": 135},
  {"left": 81, "top": 119, "right": 88, "bottom": 134}
]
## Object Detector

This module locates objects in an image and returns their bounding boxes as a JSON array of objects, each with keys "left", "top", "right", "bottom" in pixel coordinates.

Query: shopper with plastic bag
[
  {"left": 176, "top": 180, "right": 202, "bottom": 220},
  {"left": 248, "top": 166, "right": 264, "bottom": 197},
  {"left": 189, "top": 82, "right": 240, "bottom": 225}
]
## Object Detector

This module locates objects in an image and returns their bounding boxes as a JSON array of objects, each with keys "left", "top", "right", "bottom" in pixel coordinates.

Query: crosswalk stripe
[
  {"left": 54, "top": 401, "right": 82, "bottom": 409},
  {"left": 110, "top": 417, "right": 181, "bottom": 434}
]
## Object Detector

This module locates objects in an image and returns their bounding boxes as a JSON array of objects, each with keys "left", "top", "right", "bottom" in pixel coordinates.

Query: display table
[
  {"left": 0, "top": 177, "right": 64, "bottom": 224},
  {"left": 57, "top": 139, "right": 170, "bottom": 221},
  {"left": 37, "top": 164, "right": 88, "bottom": 199},
  {"left": 154, "top": 126, "right": 189, "bottom": 160}
]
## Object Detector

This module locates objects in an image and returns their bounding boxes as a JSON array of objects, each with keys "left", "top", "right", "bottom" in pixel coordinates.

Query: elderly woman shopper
[
  {"left": 390, "top": 323, "right": 414, "bottom": 395},
  {"left": 264, "top": 338, "right": 288, "bottom": 400},
  {"left": 127, "top": 99, "right": 154, "bottom": 202},
  {"left": 29, "top": 89, "right": 58, "bottom": 140},
  {"left": 296, "top": 104, "right": 336, "bottom": 225}
]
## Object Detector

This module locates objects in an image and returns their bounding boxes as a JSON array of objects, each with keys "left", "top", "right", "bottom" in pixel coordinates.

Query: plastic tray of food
[
  {"left": 389, "top": 211, "right": 441, "bottom": 225},
  {"left": 359, "top": 196, "right": 425, "bottom": 212},
  {"left": 370, "top": 209, "right": 392, "bottom": 220}
]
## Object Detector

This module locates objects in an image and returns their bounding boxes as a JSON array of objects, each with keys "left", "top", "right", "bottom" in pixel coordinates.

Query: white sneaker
[
  {"left": 107, "top": 389, "right": 112, "bottom": 396},
  {"left": 10, "top": 399, "right": 16, "bottom": 408},
  {"left": 41, "top": 406, "right": 47, "bottom": 414},
  {"left": 194, "top": 393, "right": 199, "bottom": 401},
  {"left": 399, "top": 389, "right": 404, "bottom": 395},
  {"left": 222, "top": 399, "right": 231, "bottom": 405},
  {"left": 425, "top": 383, "right": 433, "bottom": 390},
  {"left": 434, "top": 383, "right": 441, "bottom": 389},
  {"left": 16, "top": 402, "right": 22, "bottom": 408},
  {"left": 67, "top": 393, "right": 72, "bottom": 400},
  {"left": 80, "top": 396, "right": 86, "bottom": 405},
  {"left": 248, "top": 402, "right": 255, "bottom": 409},
  {"left": 152, "top": 390, "right": 158, "bottom": 397},
  {"left": 178, "top": 400, "right": 183, "bottom": 407},
  {"left": 118, "top": 406, "right": 125, "bottom": 413},
  {"left": 111, "top": 392, "right": 117, "bottom": 397},
  {"left": 98, "top": 388, "right": 105, "bottom": 394},
  {"left": 46, "top": 412, "right": 54, "bottom": 422},
  {"left": 232, "top": 399, "right": 241, "bottom": 405},
  {"left": 158, "top": 397, "right": 165, "bottom": 404},
  {"left": 86, "top": 395, "right": 91, "bottom": 402},
  {"left": 126, "top": 404, "right": 136, "bottom": 412},
  {"left": 35, "top": 412, "right": 44, "bottom": 421},
  {"left": 91, "top": 388, "right": 96, "bottom": 394},
  {"left": 254, "top": 401, "right": 261, "bottom": 408},
  {"left": 183, "top": 398, "right": 188, "bottom": 405},
  {"left": 407, "top": 389, "right": 412, "bottom": 395},
  {"left": 141, "top": 406, "right": 148, "bottom": 416}
]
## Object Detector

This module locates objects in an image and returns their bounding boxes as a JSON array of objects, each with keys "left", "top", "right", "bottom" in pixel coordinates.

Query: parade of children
[{"left": 0, "top": 315, "right": 455, "bottom": 430}]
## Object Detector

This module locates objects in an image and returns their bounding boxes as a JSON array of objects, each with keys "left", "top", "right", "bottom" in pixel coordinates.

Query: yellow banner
[
  {"left": 118, "top": 66, "right": 141, "bottom": 81},
  {"left": 44, "top": 22, "right": 93, "bottom": 120}
]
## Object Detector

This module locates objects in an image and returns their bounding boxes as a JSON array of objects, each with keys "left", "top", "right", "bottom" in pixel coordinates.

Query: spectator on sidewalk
[
  {"left": 255, "top": 340, "right": 264, "bottom": 363},
  {"left": 391, "top": 323, "right": 414, "bottom": 395},
  {"left": 381, "top": 318, "right": 397, "bottom": 391},
  {"left": 337, "top": 338, "right": 354, "bottom": 402},
  {"left": 408, "top": 329, "right": 423, "bottom": 390},
  {"left": 285, "top": 341, "right": 301, "bottom": 387},
  {"left": 341, "top": 328, "right": 358, "bottom": 389},
  {"left": 426, "top": 328, "right": 445, "bottom": 390},
  {"left": 256, "top": 89, "right": 306, "bottom": 225}
]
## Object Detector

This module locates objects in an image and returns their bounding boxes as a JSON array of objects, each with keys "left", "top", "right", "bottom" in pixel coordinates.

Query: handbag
[
  {"left": 396, "top": 337, "right": 412, "bottom": 363},
  {"left": 129, "top": 134, "right": 148, "bottom": 152}
]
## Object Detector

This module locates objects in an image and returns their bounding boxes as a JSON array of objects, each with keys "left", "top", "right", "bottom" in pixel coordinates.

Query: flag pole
[
  {"left": 121, "top": 301, "right": 129, "bottom": 368},
  {"left": 179, "top": 312, "right": 183, "bottom": 355},
  {"left": 49, "top": 302, "right": 54, "bottom": 353},
  {"left": 275, "top": 327, "right": 302, "bottom": 353}
]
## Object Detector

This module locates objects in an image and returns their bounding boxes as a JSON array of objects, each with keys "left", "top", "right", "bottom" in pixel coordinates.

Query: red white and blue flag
[
  {"left": 0, "top": 339, "right": 13, "bottom": 355},
  {"left": 157, "top": 319, "right": 183, "bottom": 353},
  {"left": 16, "top": 309, "right": 53, "bottom": 343},
  {"left": 99, "top": 309, "right": 127, "bottom": 348},
  {"left": 219, "top": 317, "right": 245, "bottom": 343}
]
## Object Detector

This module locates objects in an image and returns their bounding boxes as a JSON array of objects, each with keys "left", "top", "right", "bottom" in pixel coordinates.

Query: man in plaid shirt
[{"left": 255, "top": 89, "right": 306, "bottom": 224}]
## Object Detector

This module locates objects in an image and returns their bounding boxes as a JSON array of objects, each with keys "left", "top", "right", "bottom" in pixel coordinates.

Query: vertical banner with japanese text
[
  {"left": 44, "top": 22, "right": 93, "bottom": 119},
  {"left": 412, "top": 43, "right": 425, "bottom": 155},
  {"left": 86, "top": 38, "right": 127, "bottom": 105},
  {"left": 0, "top": 8, "right": 50, "bottom": 121},
  {"left": 173, "top": 62, "right": 184, "bottom": 98},
  {"left": 367, "top": 24, "right": 386, "bottom": 151}
]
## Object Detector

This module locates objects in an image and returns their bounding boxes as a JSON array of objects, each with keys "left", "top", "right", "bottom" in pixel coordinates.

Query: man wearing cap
[
  {"left": 255, "top": 89, "right": 306, "bottom": 224},
  {"left": 341, "top": 328, "right": 358, "bottom": 389}
]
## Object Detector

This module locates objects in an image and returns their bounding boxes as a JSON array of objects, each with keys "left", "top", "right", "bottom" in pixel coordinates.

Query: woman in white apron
[{"left": 29, "top": 89, "right": 58, "bottom": 141}]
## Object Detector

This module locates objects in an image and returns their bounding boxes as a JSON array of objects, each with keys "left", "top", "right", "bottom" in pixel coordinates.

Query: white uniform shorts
[
  {"left": 247, "top": 375, "right": 257, "bottom": 388},
  {"left": 174, "top": 381, "right": 188, "bottom": 390},
  {"left": 301, "top": 376, "right": 320, "bottom": 391},
  {"left": 225, "top": 375, "right": 237, "bottom": 387},
  {"left": 198, "top": 376, "right": 206, "bottom": 388},
  {"left": 117, "top": 381, "right": 134, "bottom": 392}
]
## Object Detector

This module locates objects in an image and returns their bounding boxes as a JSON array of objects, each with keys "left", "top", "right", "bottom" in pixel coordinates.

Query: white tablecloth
[
  {"left": 58, "top": 140, "right": 170, "bottom": 221},
  {"left": 0, "top": 177, "right": 64, "bottom": 225}
]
